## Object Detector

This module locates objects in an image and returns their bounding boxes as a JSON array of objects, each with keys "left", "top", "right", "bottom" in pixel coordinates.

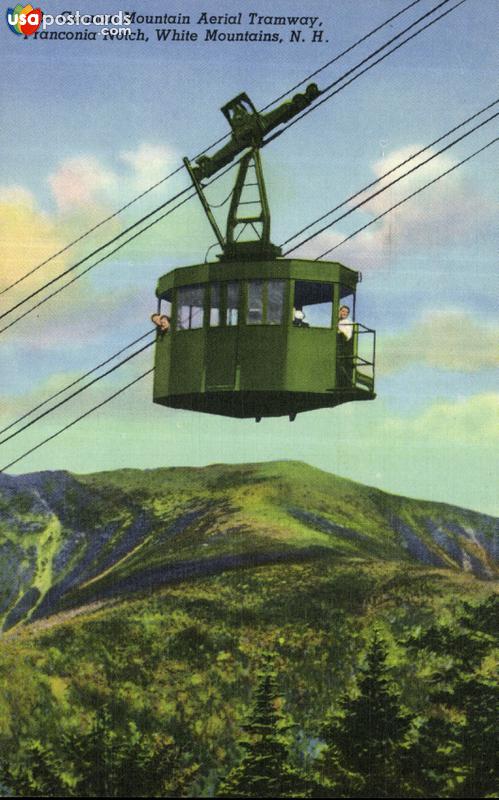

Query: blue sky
[{"left": 0, "top": 0, "right": 497, "bottom": 513}]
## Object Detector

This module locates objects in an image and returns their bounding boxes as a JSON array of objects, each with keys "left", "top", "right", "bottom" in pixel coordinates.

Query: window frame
[
  {"left": 171, "top": 279, "right": 290, "bottom": 332},
  {"left": 226, "top": 281, "right": 240, "bottom": 327},
  {"left": 175, "top": 283, "right": 206, "bottom": 332},
  {"left": 293, "top": 279, "right": 334, "bottom": 329},
  {"left": 245, "top": 279, "right": 287, "bottom": 326}
]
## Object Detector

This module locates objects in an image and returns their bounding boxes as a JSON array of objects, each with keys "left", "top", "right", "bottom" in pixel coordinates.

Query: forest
[{"left": 0, "top": 570, "right": 496, "bottom": 797}]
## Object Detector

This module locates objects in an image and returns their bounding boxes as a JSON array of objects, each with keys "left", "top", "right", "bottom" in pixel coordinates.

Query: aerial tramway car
[{"left": 153, "top": 86, "right": 375, "bottom": 421}]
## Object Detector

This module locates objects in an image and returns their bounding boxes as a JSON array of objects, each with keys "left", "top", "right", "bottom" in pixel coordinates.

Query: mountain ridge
[{"left": 0, "top": 460, "right": 497, "bottom": 632}]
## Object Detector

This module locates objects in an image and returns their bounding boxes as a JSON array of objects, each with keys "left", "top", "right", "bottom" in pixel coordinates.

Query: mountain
[
  {"left": 1, "top": 462, "right": 497, "bottom": 797},
  {"left": 0, "top": 461, "right": 497, "bottom": 632}
]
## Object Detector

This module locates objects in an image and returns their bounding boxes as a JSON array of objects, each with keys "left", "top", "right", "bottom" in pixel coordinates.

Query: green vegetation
[
  {"left": 404, "top": 595, "right": 498, "bottom": 798},
  {"left": 316, "top": 632, "right": 413, "bottom": 797},
  {"left": 218, "top": 654, "right": 308, "bottom": 798},
  {"left": 0, "top": 560, "right": 496, "bottom": 796},
  {"left": 0, "top": 462, "right": 496, "bottom": 796},
  {"left": 0, "top": 461, "right": 497, "bottom": 631}
]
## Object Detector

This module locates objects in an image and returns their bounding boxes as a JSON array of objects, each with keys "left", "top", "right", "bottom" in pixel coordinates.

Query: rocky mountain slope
[{"left": 0, "top": 461, "right": 497, "bottom": 631}]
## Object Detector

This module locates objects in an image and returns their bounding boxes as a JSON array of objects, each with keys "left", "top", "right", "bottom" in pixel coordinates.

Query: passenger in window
[
  {"left": 337, "top": 305, "right": 353, "bottom": 340},
  {"left": 293, "top": 307, "right": 309, "bottom": 327},
  {"left": 151, "top": 313, "right": 170, "bottom": 334}
]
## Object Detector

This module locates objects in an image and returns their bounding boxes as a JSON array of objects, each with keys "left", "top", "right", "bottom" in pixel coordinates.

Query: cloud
[
  {"left": 0, "top": 185, "right": 146, "bottom": 349},
  {"left": 0, "top": 181, "right": 119, "bottom": 337},
  {"left": 0, "top": 282, "right": 149, "bottom": 352},
  {"left": 365, "top": 145, "right": 493, "bottom": 247},
  {"left": 0, "top": 185, "right": 37, "bottom": 209},
  {"left": 48, "top": 143, "right": 180, "bottom": 215},
  {"left": 48, "top": 155, "right": 118, "bottom": 213},
  {"left": 0, "top": 141, "right": 187, "bottom": 343},
  {"left": 311, "top": 391, "right": 499, "bottom": 514},
  {"left": 379, "top": 308, "right": 499, "bottom": 374},
  {"left": 0, "top": 186, "right": 67, "bottom": 293},
  {"left": 0, "top": 369, "right": 81, "bottom": 422},
  {"left": 327, "top": 389, "right": 499, "bottom": 447},
  {"left": 119, "top": 143, "right": 179, "bottom": 190},
  {"left": 42, "top": 143, "right": 208, "bottom": 266},
  {"left": 381, "top": 392, "right": 499, "bottom": 446},
  {"left": 292, "top": 144, "right": 496, "bottom": 269}
]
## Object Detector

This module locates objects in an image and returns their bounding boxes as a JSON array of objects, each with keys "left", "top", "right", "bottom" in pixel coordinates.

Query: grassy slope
[{"left": 0, "top": 461, "right": 497, "bottom": 631}]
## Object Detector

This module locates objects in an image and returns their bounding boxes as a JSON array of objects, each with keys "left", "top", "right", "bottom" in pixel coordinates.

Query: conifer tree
[
  {"left": 452, "top": 676, "right": 498, "bottom": 798},
  {"left": 406, "top": 594, "right": 499, "bottom": 798},
  {"left": 317, "top": 632, "right": 413, "bottom": 798},
  {"left": 1, "top": 704, "right": 190, "bottom": 797},
  {"left": 218, "top": 654, "right": 309, "bottom": 798},
  {"left": 401, "top": 714, "right": 456, "bottom": 798},
  {"left": 419, "top": 673, "right": 499, "bottom": 797},
  {"left": 64, "top": 703, "right": 186, "bottom": 796}
]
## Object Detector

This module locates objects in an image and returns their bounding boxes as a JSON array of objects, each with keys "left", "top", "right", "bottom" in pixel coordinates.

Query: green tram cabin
[
  {"left": 153, "top": 86, "right": 375, "bottom": 421},
  {"left": 153, "top": 257, "right": 375, "bottom": 421}
]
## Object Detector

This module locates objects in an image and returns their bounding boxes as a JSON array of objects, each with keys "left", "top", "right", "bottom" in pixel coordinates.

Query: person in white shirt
[{"left": 337, "top": 304, "right": 353, "bottom": 340}]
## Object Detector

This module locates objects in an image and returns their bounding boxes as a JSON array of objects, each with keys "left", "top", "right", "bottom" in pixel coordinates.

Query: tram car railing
[{"left": 336, "top": 323, "right": 375, "bottom": 393}]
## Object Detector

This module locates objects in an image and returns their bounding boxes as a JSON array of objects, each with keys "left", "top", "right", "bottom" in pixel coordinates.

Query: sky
[{"left": 0, "top": 0, "right": 498, "bottom": 514}]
